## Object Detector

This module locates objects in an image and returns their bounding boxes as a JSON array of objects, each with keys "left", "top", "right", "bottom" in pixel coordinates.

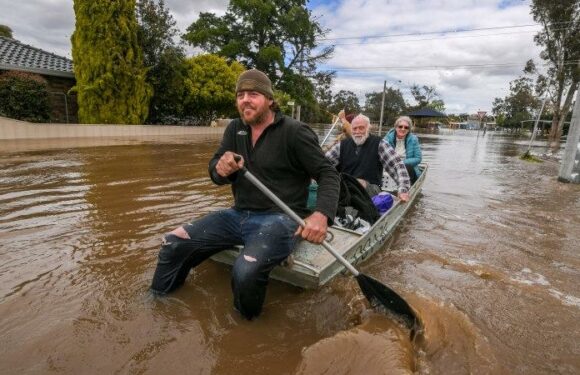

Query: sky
[{"left": 0, "top": 0, "right": 545, "bottom": 114}]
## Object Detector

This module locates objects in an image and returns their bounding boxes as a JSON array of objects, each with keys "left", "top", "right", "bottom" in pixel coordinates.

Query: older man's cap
[{"left": 236, "top": 69, "right": 274, "bottom": 99}]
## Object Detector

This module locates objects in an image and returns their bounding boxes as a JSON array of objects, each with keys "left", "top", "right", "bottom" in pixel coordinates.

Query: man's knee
[
  {"left": 169, "top": 226, "right": 190, "bottom": 239},
  {"left": 232, "top": 257, "right": 264, "bottom": 288},
  {"left": 157, "top": 234, "right": 188, "bottom": 261}
]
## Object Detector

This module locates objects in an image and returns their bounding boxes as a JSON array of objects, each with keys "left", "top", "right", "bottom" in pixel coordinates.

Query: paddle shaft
[
  {"left": 240, "top": 167, "right": 360, "bottom": 276},
  {"left": 319, "top": 116, "right": 342, "bottom": 147}
]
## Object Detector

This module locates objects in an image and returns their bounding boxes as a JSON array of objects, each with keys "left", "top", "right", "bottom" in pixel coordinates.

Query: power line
[
  {"left": 324, "top": 60, "right": 580, "bottom": 72},
  {"left": 317, "top": 21, "right": 576, "bottom": 42},
  {"left": 325, "top": 29, "right": 547, "bottom": 46}
]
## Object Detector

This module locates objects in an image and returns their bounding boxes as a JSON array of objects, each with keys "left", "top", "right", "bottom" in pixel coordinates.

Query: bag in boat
[{"left": 372, "top": 192, "right": 394, "bottom": 215}]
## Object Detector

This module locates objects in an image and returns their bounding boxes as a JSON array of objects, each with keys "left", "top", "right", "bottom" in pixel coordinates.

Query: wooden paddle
[{"left": 236, "top": 160, "right": 421, "bottom": 335}]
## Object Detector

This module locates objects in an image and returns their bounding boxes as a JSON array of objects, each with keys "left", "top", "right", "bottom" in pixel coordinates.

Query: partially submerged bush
[
  {"left": 520, "top": 151, "right": 543, "bottom": 163},
  {"left": 0, "top": 71, "right": 50, "bottom": 122}
]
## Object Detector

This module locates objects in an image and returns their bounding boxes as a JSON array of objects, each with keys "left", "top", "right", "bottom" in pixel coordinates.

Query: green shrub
[{"left": 0, "top": 71, "right": 50, "bottom": 122}]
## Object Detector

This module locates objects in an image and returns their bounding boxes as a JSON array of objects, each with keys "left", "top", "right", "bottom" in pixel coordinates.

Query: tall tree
[
  {"left": 364, "top": 87, "right": 407, "bottom": 126},
  {"left": 327, "top": 90, "right": 362, "bottom": 115},
  {"left": 71, "top": 0, "right": 151, "bottom": 124},
  {"left": 410, "top": 84, "right": 446, "bottom": 112},
  {"left": 492, "top": 75, "right": 540, "bottom": 129},
  {"left": 298, "top": 71, "right": 336, "bottom": 123},
  {"left": 313, "top": 71, "right": 334, "bottom": 111},
  {"left": 530, "top": 0, "right": 580, "bottom": 141},
  {"left": 136, "top": 0, "right": 186, "bottom": 124},
  {"left": 0, "top": 25, "right": 13, "bottom": 38},
  {"left": 183, "top": 0, "right": 334, "bottom": 108}
]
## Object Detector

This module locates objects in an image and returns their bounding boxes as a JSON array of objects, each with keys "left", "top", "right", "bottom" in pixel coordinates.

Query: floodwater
[{"left": 0, "top": 129, "right": 579, "bottom": 375}]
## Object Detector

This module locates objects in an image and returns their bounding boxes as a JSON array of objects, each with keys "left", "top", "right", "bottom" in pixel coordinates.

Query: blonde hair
[{"left": 394, "top": 116, "right": 413, "bottom": 130}]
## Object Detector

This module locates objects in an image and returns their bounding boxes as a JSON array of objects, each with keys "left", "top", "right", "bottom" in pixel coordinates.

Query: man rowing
[{"left": 150, "top": 69, "right": 340, "bottom": 319}]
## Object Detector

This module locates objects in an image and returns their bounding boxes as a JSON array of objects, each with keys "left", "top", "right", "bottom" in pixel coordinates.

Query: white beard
[{"left": 352, "top": 133, "right": 369, "bottom": 146}]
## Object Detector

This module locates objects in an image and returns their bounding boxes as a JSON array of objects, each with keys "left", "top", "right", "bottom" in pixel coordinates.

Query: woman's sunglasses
[{"left": 397, "top": 125, "right": 409, "bottom": 130}]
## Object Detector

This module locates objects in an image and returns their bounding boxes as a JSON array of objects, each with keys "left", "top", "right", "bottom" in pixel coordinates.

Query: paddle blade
[{"left": 356, "top": 273, "right": 420, "bottom": 332}]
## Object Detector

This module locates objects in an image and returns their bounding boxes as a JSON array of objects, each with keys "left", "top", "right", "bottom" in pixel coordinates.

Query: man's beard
[
  {"left": 352, "top": 133, "right": 369, "bottom": 146},
  {"left": 238, "top": 103, "right": 270, "bottom": 126}
]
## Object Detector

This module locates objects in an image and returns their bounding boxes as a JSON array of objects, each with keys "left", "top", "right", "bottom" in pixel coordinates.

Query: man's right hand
[{"left": 215, "top": 151, "right": 244, "bottom": 177}]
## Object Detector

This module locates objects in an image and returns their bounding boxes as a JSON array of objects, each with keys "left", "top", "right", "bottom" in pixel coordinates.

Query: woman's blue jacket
[{"left": 384, "top": 128, "right": 422, "bottom": 178}]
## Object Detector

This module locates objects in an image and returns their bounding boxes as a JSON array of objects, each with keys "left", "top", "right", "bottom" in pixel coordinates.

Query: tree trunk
[
  {"left": 551, "top": 77, "right": 579, "bottom": 149},
  {"left": 549, "top": 114, "right": 560, "bottom": 143}
]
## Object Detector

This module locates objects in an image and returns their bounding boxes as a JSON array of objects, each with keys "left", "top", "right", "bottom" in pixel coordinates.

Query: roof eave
[{"left": 0, "top": 64, "right": 75, "bottom": 79}]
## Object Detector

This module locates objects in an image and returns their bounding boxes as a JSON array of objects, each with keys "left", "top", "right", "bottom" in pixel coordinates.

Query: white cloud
[
  {"left": 312, "top": 0, "right": 542, "bottom": 113},
  {"left": 0, "top": 0, "right": 544, "bottom": 114}
]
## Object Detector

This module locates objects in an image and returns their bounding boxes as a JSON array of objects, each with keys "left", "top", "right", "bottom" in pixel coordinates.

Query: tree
[
  {"left": 183, "top": 0, "right": 334, "bottom": 108},
  {"left": 493, "top": 75, "right": 540, "bottom": 129},
  {"left": 327, "top": 90, "right": 361, "bottom": 116},
  {"left": 530, "top": 0, "right": 580, "bottom": 142},
  {"left": 300, "top": 71, "right": 336, "bottom": 123},
  {"left": 0, "top": 25, "right": 13, "bottom": 38},
  {"left": 71, "top": 0, "right": 151, "bottom": 124},
  {"left": 364, "top": 87, "right": 407, "bottom": 126},
  {"left": 491, "top": 97, "right": 507, "bottom": 127},
  {"left": 410, "top": 84, "right": 446, "bottom": 112},
  {"left": 313, "top": 71, "right": 335, "bottom": 110},
  {"left": 183, "top": 54, "right": 245, "bottom": 125},
  {"left": 136, "top": 0, "right": 187, "bottom": 124}
]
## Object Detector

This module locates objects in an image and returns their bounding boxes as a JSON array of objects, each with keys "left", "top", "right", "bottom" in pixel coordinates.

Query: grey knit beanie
[{"left": 236, "top": 69, "right": 274, "bottom": 98}]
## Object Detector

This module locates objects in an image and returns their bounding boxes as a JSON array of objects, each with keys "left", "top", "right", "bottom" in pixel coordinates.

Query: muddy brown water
[{"left": 0, "top": 130, "right": 578, "bottom": 374}]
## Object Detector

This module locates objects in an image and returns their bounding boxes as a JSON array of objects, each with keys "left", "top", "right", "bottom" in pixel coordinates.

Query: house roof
[
  {"left": 0, "top": 36, "right": 74, "bottom": 78},
  {"left": 407, "top": 107, "right": 447, "bottom": 118}
]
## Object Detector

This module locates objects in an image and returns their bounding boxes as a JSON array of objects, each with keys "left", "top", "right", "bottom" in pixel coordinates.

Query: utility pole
[
  {"left": 378, "top": 80, "right": 386, "bottom": 136},
  {"left": 558, "top": 84, "right": 580, "bottom": 183}
]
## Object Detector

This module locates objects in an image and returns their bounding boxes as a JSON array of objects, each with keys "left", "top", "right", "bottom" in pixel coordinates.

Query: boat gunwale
[{"left": 211, "top": 164, "right": 428, "bottom": 288}]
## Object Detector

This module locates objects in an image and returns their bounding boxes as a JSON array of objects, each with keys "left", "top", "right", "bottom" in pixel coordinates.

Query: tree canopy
[
  {"left": 492, "top": 74, "right": 540, "bottom": 128},
  {"left": 71, "top": 0, "right": 151, "bottom": 124},
  {"left": 137, "top": 0, "right": 187, "bottom": 124},
  {"left": 183, "top": 54, "right": 245, "bottom": 124},
  {"left": 530, "top": 0, "right": 579, "bottom": 141},
  {"left": 410, "top": 84, "right": 446, "bottom": 112},
  {"left": 182, "top": 0, "right": 334, "bottom": 109},
  {"left": 326, "top": 90, "right": 362, "bottom": 117},
  {"left": 0, "top": 25, "right": 13, "bottom": 38},
  {"left": 364, "top": 87, "right": 407, "bottom": 126}
]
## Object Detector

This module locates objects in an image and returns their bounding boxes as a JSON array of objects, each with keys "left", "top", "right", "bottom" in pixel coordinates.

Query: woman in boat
[{"left": 384, "top": 116, "right": 422, "bottom": 185}]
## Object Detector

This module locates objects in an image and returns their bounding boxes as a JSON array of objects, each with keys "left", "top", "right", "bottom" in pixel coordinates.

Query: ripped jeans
[{"left": 150, "top": 208, "right": 299, "bottom": 319}]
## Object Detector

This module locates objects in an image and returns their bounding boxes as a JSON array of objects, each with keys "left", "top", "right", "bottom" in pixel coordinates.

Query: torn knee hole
[
  {"left": 170, "top": 226, "right": 190, "bottom": 239},
  {"left": 243, "top": 255, "right": 257, "bottom": 262}
]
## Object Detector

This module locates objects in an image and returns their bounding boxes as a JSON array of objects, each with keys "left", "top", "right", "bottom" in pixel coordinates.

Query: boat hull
[{"left": 211, "top": 164, "right": 428, "bottom": 289}]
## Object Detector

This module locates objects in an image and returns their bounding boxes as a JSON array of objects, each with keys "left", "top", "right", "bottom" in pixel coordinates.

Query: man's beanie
[{"left": 236, "top": 69, "right": 274, "bottom": 99}]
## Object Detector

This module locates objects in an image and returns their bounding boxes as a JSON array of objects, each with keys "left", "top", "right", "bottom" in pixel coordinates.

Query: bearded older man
[{"left": 325, "top": 114, "right": 410, "bottom": 202}]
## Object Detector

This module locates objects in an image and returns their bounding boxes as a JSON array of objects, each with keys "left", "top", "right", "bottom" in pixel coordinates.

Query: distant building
[{"left": 0, "top": 36, "right": 77, "bottom": 123}]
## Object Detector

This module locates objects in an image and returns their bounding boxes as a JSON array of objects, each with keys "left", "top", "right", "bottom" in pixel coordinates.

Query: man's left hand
[
  {"left": 399, "top": 192, "right": 409, "bottom": 202},
  {"left": 295, "top": 211, "right": 328, "bottom": 244}
]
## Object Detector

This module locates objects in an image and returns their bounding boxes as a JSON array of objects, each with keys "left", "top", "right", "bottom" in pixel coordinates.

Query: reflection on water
[{"left": 0, "top": 130, "right": 578, "bottom": 374}]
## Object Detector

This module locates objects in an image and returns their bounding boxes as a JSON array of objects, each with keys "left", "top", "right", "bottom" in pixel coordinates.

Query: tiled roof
[{"left": 0, "top": 36, "right": 74, "bottom": 78}]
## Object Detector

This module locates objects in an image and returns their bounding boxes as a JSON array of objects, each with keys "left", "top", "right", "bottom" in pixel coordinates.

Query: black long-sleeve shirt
[{"left": 209, "top": 112, "right": 340, "bottom": 223}]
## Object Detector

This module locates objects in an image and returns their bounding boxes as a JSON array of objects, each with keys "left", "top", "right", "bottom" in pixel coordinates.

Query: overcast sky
[{"left": 0, "top": 0, "right": 544, "bottom": 114}]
